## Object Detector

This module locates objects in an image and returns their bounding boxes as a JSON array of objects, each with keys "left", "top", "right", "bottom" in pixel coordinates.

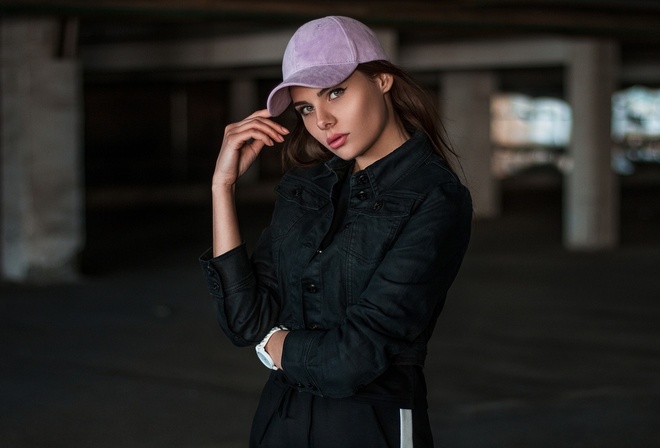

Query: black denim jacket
[{"left": 200, "top": 131, "right": 472, "bottom": 400}]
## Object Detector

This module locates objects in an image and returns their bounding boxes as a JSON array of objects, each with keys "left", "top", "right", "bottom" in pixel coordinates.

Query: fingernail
[{"left": 281, "top": 127, "right": 290, "bottom": 134}]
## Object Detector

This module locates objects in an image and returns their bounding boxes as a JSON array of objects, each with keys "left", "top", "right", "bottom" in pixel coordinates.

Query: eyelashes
[
  {"left": 328, "top": 87, "right": 345, "bottom": 100},
  {"left": 297, "top": 105, "right": 314, "bottom": 116}
]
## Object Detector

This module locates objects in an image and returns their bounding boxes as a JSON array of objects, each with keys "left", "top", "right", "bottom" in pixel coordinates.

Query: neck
[{"left": 354, "top": 117, "right": 410, "bottom": 172}]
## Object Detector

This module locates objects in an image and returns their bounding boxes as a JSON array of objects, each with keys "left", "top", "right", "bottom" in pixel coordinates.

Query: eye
[
  {"left": 296, "top": 104, "right": 314, "bottom": 117},
  {"left": 328, "top": 87, "right": 345, "bottom": 100}
]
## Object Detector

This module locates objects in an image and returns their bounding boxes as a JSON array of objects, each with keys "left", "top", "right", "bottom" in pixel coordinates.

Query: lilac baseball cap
[{"left": 266, "top": 16, "right": 390, "bottom": 116}]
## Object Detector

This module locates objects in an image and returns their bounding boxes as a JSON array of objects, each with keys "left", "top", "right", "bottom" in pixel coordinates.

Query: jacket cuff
[
  {"left": 199, "top": 244, "right": 252, "bottom": 297},
  {"left": 281, "top": 330, "right": 323, "bottom": 395}
]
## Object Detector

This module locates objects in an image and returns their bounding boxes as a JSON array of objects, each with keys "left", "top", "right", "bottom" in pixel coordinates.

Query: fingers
[
  {"left": 241, "top": 109, "right": 282, "bottom": 141},
  {"left": 245, "top": 108, "right": 273, "bottom": 119},
  {"left": 225, "top": 109, "right": 289, "bottom": 148},
  {"left": 214, "top": 109, "right": 289, "bottom": 183}
]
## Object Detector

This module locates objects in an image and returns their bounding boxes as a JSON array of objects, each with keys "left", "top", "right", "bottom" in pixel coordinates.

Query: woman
[{"left": 200, "top": 16, "right": 472, "bottom": 448}]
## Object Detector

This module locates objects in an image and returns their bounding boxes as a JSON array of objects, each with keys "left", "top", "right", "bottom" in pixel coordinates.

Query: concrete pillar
[
  {"left": 1, "top": 18, "right": 84, "bottom": 282},
  {"left": 441, "top": 71, "right": 500, "bottom": 218},
  {"left": 564, "top": 39, "right": 619, "bottom": 250},
  {"left": 230, "top": 78, "right": 260, "bottom": 185}
]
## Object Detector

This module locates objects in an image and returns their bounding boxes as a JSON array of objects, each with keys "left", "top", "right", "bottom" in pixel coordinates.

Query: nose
[{"left": 315, "top": 107, "right": 335, "bottom": 130}]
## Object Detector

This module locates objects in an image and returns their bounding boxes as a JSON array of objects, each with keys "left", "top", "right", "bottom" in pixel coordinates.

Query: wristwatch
[{"left": 255, "top": 326, "right": 288, "bottom": 370}]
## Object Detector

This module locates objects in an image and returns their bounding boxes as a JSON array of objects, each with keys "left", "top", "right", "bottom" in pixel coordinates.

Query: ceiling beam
[
  {"left": 80, "top": 29, "right": 293, "bottom": 72},
  {"left": 400, "top": 38, "right": 573, "bottom": 71},
  {"left": 2, "top": 0, "right": 660, "bottom": 41}
]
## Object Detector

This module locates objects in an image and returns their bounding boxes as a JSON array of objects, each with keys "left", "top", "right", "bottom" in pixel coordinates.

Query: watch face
[
  {"left": 257, "top": 347, "right": 275, "bottom": 369},
  {"left": 256, "top": 326, "right": 286, "bottom": 370}
]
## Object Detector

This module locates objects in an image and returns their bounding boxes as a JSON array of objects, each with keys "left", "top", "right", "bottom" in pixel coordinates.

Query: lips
[{"left": 327, "top": 133, "right": 348, "bottom": 150}]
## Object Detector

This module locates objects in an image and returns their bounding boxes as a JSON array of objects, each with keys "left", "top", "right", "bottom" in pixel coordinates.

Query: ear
[{"left": 375, "top": 73, "right": 394, "bottom": 94}]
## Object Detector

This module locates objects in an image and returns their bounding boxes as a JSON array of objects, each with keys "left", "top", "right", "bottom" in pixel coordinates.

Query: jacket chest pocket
[
  {"left": 270, "top": 182, "right": 329, "bottom": 240},
  {"left": 344, "top": 194, "right": 417, "bottom": 264}
]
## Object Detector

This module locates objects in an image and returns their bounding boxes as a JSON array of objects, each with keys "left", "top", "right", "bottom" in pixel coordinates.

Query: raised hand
[
  {"left": 212, "top": 109, "right": 289, "bottom": 188},
  {"left": 211, "top": 110, "right": 289, "bottom": 256}
]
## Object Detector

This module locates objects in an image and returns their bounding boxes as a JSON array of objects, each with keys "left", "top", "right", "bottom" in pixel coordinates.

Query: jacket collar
[{"left": 325, "top": 130, "right": 433, "bottom": 196}]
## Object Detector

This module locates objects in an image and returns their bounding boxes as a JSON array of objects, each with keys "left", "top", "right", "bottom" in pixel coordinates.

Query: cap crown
[
  {"left": 266, "top": 16, "right": 389, "bottom": 116},
  {"left": 282, "top": 16, "right": 387, "bottom": 80}
]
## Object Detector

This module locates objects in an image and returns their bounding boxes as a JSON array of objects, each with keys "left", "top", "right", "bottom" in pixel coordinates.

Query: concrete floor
[{"left": 2, "top": 176, "right": 660, "bottom": 447}]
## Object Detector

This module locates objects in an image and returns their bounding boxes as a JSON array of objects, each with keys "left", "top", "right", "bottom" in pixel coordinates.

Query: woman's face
[{"left": 289, "top": 70, "right": 408, "bottom": 170}]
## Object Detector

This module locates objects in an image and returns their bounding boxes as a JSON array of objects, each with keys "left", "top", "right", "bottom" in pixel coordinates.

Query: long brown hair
[{"left": 281, "top": 60, "right": 458, "bottom": 172}]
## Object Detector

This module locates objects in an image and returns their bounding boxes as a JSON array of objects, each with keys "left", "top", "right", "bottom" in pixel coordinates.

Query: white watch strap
[{"left": 255, "top": 326, "right": 287, "bottom": 370}]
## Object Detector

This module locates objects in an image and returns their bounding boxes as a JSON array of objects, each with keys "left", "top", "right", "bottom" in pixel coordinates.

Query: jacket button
[
  {"left": 357, "top": 191, "right": 367, "bottom": 200},
  {"left": 309, "top": 323, "right": 319, "bottom": 330},
  {"left": 373, "top": 201, "right": 383, "bottom": 211},
  {"left": 306, "top": 284, "right": 317, "bottom": 293},
  {"left": 358, "top": 174, "right": 368, "bottom": 184}
]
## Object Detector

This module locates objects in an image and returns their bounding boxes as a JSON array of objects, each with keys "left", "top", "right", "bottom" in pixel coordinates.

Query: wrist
[
  {"left": 211, "top": 180, "right": 235, "bottom": 193},
  {"left": 255, "top": 326, "right": 288, "bottom": 370}
]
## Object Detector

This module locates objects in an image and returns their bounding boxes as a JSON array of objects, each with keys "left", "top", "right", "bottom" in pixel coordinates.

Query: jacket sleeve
[
  {"left": 280, "top": 180, "right": 472, "bottom": 398},
  {"left": 199, "top": 226, "right": 281, "bottom": 347}
]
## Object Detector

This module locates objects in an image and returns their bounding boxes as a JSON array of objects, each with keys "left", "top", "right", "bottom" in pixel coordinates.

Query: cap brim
[{"left": 266, "top": 63, "right": 358, "bottom": 116}]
